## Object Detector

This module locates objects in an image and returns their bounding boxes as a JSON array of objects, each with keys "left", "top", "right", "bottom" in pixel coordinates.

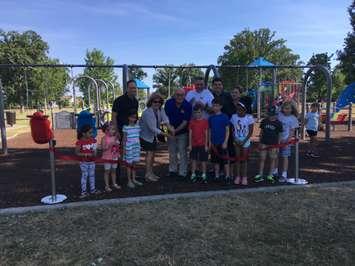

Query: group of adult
[{"left": 112, "top": 77, "right": 244, "bottom": 182}]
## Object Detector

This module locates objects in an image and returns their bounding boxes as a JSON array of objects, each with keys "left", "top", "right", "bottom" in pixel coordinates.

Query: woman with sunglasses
[{"left": 140, "top": 93, "right": 175, "bottom": 181}]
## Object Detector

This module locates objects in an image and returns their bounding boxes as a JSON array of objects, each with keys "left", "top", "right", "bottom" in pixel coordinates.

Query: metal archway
[
  {"left": 204, "top": 65, "right": 220, "bottom": 86},
  {"left": 107, "top": 80, "right": 116, "bottom": 101},
  {"left": 71, "top": 75, "right": 100, "bottom": 127},
  {"left": 96, "top": 79, "right": 110, "bottom": 109},
  {"left": 301, "top": 65, "right": 332, "bottom": 141}
]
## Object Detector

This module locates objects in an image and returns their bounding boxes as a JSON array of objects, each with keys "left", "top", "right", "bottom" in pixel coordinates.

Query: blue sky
[{"left": 0, "top": 0, "right": 351, "bottom": 83}]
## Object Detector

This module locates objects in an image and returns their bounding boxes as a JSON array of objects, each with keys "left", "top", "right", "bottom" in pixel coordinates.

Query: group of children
[
  {"left": 75, "top": 109, "right": 141, "bottom": 198},
  {"left": 75, "top": 98, "right": 320, "bottom": 198}
]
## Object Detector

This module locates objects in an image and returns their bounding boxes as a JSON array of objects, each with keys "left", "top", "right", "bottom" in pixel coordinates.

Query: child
[
  {"left": 277, "top": 101, "right": 299, "bottom": 182},
  {"left": 305, "top": 103, "right": 320, "bottom": 158},
  {"left": 122, "top": 109, "right": 142, "bottom": 189},
  {"left": 254, "top": 106, "right": 283, "bottom": 183},
  {"left": 209, "top": 98, "right": 230, "bottom": 182},
  {"left": 101, "top": 122, "right": 121, "bottom": 192},
  {"left": 188, "top": 104, "right": 209, "bottom": 183},
  {"left": 75, "top": 124, "right": 99, "bottom": 198},
  {"left": 230, "top": 97, "right": 254, "bottom": 185}
]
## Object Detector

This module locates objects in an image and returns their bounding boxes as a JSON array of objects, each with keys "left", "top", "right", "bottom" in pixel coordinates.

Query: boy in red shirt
[{"left": 188, "top": 104, "right": 209, "bottom": 183}]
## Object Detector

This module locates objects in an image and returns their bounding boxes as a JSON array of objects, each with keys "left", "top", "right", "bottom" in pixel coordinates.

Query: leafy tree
[
  {"left": 337, "top": 0, "right": 355, "bottom": 84},
  {"left": 306, "top": 53, "right": 333, "bottom": 102},
  {"left": 152, "top": 66, "right": 178, "bottom": 98},
  {"left": 79, "top": 49, "right": 120, "bottom": 108},
  {"left": 332, "top": 66, "right": 347, "bottom": 101},
  {"left": 128, "top": 65, "right": 147, "bottom": 80},
  {"left": 0, "top": 30, "right": 50, "bottom": 108},
  {"left": 218, "top": 28, "right": 302, "bottom": 90},
  {"left": 175, "top": 64, "right": 204, "bottom": 87}
]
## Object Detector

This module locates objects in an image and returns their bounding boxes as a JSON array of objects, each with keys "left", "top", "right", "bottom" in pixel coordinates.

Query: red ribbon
[{"left": 211, "top": 138, "right": 299, "bottom": 162}]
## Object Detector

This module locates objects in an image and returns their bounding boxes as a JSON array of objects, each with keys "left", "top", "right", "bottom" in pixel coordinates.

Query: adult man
[
  {"left": 112, "top": 80, "right": 139, "bottom": 137},
  {"left": 211, "top": 77, "right": 235, "bottom": 118},
  {"left": 164, "top": 89, "right": 192, "bottom": 178},
  {"left": 185, "top": 77, "right": 214, "bottom": 118}
]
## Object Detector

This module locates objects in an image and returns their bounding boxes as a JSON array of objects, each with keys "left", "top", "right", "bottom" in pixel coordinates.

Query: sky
[{"left": 0, "top": 0, "right": 352, "bottom": 85}]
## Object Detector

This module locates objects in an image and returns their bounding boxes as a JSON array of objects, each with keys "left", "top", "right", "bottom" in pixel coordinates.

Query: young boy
[
  {"left": 305, "top": 103, "right": 320, "bottom": 158},
  {"left": 188, "top": 104, "right": 209, "bottom": 183},
  {"left": 209, "top": 98, "right": 230, "bottom": 182},
  {"left": 254, "top": 106, "right": 283, "bottom": 183}
]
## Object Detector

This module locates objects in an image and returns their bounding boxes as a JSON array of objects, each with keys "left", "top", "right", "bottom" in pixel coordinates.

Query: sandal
[{"left": 105, "top": 186, "right": 112, "bottom": 193}]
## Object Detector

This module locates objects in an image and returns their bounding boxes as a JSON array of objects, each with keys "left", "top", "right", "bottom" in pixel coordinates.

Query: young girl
[
  {"left": 305, "top": 102, "right": 320, "bottom": 158},
  {"left": 101, "top": 122, "right": 121, "bottom": 192},
  {"left": 122, "top": 109, "right": 142, "bottom": 189},
  {"left": 277, "top": 101, "right": 299, "bottom": 182},
  {"left": 230, "top": 97, "right": 254, "bottom": 185},
  {"left": 75, "top": 124, "right": 99, "bottom": 198}
]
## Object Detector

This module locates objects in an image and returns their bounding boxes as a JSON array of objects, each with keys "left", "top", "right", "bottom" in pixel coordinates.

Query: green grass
[{"left": 1, "top": 184, "right": 355, "bottom": 265}]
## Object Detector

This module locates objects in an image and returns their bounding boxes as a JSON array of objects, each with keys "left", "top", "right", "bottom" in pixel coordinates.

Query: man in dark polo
[
  {"left": 164, "top": 88, "right": 192, "bottom": 178},
  {"left": 112, "top": 79, "right": 139, "bottom": 137},
  {"left": 211, "top": 77, "right": 234, "bottom": 117}
]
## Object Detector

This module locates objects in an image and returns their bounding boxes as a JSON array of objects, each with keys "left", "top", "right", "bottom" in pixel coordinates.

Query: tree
[
  {"left": 332, "top": 66, "right": 347, "bottom": 101},
  {"left": 152, "top": 66, "right": 178, "bottom": 98},
  {"left": 128, "top": 65, "right": 147, "bottom": 80},
  {"left": 218, "top": 28, "right": 302, "bottom": 90},
  {"left": 0, "top": 30, "right": 49, "bottom": 108},
  {"left": 79, "top": 49, "right": 120, "bottom": 108},
  {"left": 337, "top": 0, "right": 355, "bottom": 84},
  {"left": 306, "top": 53, "right": 333, "bottom": 102},
  {"left": 175, "top": 64, "right": 204, "bottom": 87}
]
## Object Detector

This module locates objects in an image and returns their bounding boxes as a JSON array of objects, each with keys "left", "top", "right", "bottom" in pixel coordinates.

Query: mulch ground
[{"left": 1, "top": 125, "right": 354, "bottom": 208}]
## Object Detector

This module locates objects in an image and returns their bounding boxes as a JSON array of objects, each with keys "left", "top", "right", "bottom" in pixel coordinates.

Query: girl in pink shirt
[{"left": 101, "top": 122, "right": 121, "bottom": 192}]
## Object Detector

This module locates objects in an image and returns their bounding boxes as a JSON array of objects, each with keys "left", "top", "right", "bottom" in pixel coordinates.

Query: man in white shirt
[{"left": 185, "top": 77, "right": 214, "bottom": 118}]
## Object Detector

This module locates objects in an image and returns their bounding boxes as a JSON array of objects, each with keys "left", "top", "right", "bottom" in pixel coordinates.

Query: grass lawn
[{"left": 1, "top": 185, "right": 355, "bottom": 265}]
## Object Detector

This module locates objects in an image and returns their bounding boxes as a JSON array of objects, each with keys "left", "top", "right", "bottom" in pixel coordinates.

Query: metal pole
[
  {"left": 88, "top": 83, "right": 91, "bottom": 110},
  {"left": 122, "top": 64, "right": 128, "bottom": 93},
  {"left": 71, "top": 68, "right": 77, "bottom": 114},
  {"left": 348, "top": 103, "right": 352, "bottom": 132},
  {"left": 0, "top": 79, "right": 8, "bottom": 155},
  {"left": 168, "top": 71, "right": 171, "bottom": 98},
  {"left": 49, "top": 139, "right": 56, "bottom": 201},
  {"left": 272, "top": 68, "right": 277, "bottom": 100},
  {"left": 294, "top": 127, "right": 300, "bottom": 182},
  {"left": 301, "top": 72, "right": 308, "bottom": 140},
  {"left": 257, "top": 68, "right": 262, "bottom": 121}
]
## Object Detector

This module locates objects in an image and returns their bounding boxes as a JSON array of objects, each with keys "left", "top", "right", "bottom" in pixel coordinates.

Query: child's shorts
[
  {"left": 306, "top": 130, "right": 318, "bottom": 137},
  {"left": 234, "top": 145, "right": 250, "bottom": 162},
  {"left": 211, "top": 144, "right": 228, "bottom": 165},
  {"left": 104, "top": 163, "right": 118, "bottom": 170},
  {"left": 234, "top": 136, "right": 251, "bottom": 148},
  {"left": 280, "top": 145, "right": 292, "bottom": 157},
  {"left": 190, "top": 146, "right": 208, "bottom": 162},
  {"left": 259, "top": 144, "right": 278, "bottom": 159}
]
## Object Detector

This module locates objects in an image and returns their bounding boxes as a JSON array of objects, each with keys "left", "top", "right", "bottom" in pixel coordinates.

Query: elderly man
[
  {"left": 112, "top": 80, "right": 138, "bottom": 137},
  {"left": 164, "top": 89, "right": 192, "bottom": 178},
  {"left": 185, "top": 77, "right": 214, "bottom": 118}
]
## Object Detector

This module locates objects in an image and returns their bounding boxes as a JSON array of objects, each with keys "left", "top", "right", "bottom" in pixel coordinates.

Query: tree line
[{"left": 0, "top": 0, "right": 353, "bottom": 108}]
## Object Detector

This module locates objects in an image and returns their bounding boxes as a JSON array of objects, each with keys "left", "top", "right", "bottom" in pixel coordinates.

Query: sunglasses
[{"left": 153, "top": 100, "right": 162, "bottom": 104}]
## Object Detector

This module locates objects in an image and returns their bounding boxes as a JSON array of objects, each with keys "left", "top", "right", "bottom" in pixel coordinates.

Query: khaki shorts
[{"left": 259, "top": 144, "right": 278, "bottom": 159}]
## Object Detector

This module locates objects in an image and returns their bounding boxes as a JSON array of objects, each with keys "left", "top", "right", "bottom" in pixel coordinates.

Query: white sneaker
[{"left": 278, "top": 176, "right": 288, "bottom": 183}]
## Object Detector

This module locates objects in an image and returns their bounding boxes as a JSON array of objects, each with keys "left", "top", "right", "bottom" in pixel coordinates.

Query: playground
[{"left": 1, "top": 123, "right": 354, "bottom": 208}]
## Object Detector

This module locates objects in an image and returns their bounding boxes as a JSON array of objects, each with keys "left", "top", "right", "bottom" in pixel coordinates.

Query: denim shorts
[{"left": 280, "top": 145, "right": 291, "bottom": 157}]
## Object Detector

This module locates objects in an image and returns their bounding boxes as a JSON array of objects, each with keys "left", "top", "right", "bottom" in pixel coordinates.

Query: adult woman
[{"left": 140, "top": 93, "right": 175, "bottom": 181}]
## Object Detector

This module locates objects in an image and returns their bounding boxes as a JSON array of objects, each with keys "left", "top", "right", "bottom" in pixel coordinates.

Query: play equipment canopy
[
  {"left": 336, "top": 82, "right": 355, "bottom": 111},
  {"left": 134, "top": 79, "right": 150, "bottom": 90}
]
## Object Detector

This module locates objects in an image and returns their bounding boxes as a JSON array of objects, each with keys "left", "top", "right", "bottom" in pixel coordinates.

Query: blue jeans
[
  {"left": 80, "top": 162, "right": 96, "bottom": 193},
  {"left": 167, "top": 133, "right": 188, "bottom": 176}
]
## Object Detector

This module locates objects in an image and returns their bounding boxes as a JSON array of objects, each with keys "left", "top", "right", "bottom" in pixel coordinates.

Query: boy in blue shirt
[{"left": 209, "top": 98, "right": 230, "bottom": 182}]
